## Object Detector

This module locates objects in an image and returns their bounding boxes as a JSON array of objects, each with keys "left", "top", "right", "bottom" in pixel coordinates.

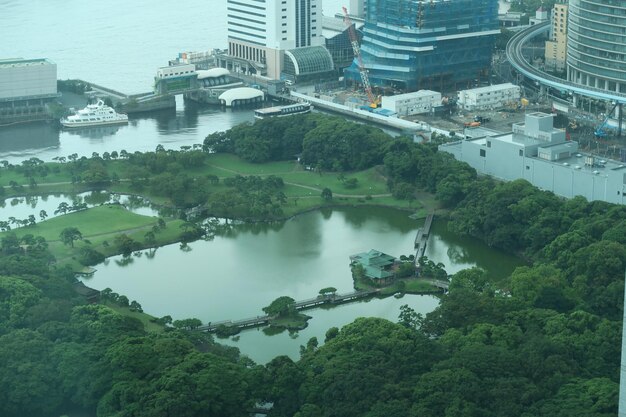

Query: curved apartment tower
[
  {"left": 344, "top": 0, "right": 499, "bottom": 92},
  {"left": 567, "top": 0, "right": 626, "bottom": 93}
]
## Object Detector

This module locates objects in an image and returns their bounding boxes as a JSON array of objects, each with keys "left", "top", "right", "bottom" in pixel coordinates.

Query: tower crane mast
[{"left": 342, "top": 6, "right": 378, "bottom": 108}]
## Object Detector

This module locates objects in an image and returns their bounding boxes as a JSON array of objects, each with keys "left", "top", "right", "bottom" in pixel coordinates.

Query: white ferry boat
[
  {"left": 254, "top": 102, "right": 312, "bottom": 119},
  {"left": 61, "top": 100, "right": 128, "bottom": 128}
]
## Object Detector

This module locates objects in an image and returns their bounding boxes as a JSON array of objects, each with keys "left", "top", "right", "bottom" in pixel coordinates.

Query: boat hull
[{"left": 60, "top": 118, "right": 128, "bottom": 128}]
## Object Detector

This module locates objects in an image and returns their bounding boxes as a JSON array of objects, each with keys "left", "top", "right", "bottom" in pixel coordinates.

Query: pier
[
  {"left": 414, "top": 213, "right": 434, "bottom": 261},
  {"left": 198, "top": 289, "right": 380, "bottom": 333}
]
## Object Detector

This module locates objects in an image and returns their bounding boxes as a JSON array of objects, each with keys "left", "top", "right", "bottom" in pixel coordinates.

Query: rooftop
[
  {"left": 0, "top": 58, "right": 55, "bottom": 69},
  {"left": 197, "top": 68, "right": 230, "bottom": 80},
  {"left": 350, "top": 249, "right": 396, "bottom": 268},
  {"left": 218, "top": 87, "right": 264, "bottom": 103},
  {"left": 460, "top": 83, "right": 519, "bottom": 94},
  {"left": 384, "top": 90, "right": 440, "bottom": 102}
]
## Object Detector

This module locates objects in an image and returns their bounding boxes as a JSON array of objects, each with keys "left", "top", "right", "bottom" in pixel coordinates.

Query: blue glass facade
[{"left": 345, "top": 0, "right": 499, "bottom": 92}]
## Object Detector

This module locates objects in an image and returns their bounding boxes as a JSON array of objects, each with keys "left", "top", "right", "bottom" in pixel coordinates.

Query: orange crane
[{"left": 342, "top": 6, "right": 379, "bottom": 108}]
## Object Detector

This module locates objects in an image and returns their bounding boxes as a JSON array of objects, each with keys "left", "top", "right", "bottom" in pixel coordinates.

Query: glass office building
[
  {"left": 344, "top": 0, "right": 499, "bottom": 92},
  {"left": 567, "top": 0, "right": 626, "bottom": 94}
]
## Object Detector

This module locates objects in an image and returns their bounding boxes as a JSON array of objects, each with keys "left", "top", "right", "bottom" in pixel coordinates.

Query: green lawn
[
  {"left": 281, "top": 167, "right": 389, "bottom": 196},
  {"left": 3, "top": 204, "right": 185, "bottom": 269},
  {"left": 206, "top": 154, "right": 298, "bottom": 176},
  {"left": 102, "top": 301, "right": 165, "bottom": 333},
  {"left": 9, "top": 205, "right": 156, "bottom": 242}
]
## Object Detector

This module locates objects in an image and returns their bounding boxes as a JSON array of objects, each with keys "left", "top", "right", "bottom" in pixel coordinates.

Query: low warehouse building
[
  {"left": 0, "top": 58, "right": 58, "bottom": 123},
  {"left": 457, "top": 83, "right": 521, "bottom": 111},
  {"left": 381, "top": 90, "right": 441, "bottom": 116},
  {"left": 439, "top": 112, "right": 626, "bottom": 205}
]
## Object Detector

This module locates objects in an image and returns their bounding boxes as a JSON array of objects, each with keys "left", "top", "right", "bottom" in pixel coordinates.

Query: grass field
[
  {"left": 3, "top": 204, "right": 185, "bottom": 270},
  {"left": 0, "top": 152, "right": 441, "bottom": 217},
  {"left": 0, "top": 153, "right": 439, "bottom": 270},
  {"left": 103, "top": 301, "right": 165, "bottom": 333}
]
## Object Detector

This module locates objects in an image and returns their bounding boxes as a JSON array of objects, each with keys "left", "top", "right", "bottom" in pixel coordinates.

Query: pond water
[
  {"left": 0, "top": 191, "right": 163, "bottom": 228},
  {"left": 81, "top": 206, "right": 524, "bottom": 363}
]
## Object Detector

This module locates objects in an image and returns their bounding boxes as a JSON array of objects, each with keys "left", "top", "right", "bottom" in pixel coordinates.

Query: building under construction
[{"left": 344, "top": 0, "right": 499, "bottom": 92}]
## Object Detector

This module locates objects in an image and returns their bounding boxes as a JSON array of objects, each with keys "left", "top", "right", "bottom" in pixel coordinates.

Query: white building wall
[
  {"left": 443, "top": 141, "right": 626, "bottom": 205},
  {"left": 457, "top": 83, "right": 521, "bottom": 111},
  {"left": 349, "top": 0, "right": 366, "bottom": 18},
  {"left": 0, "top": 59, "right": 56, "bottom": 100},
  {"left": 156, "top": 64, "right": 195, "bottom": 78},
  {"left": 226, "top": 0, "right": 322, "bottom": 78},
  {"left": 440, "top": 112, "right": 626, "bottom": 206},
  {"left": 381, "top": 90, "right": 441, "bottom": 116},
  {"left": 227, "top": 0, "right": 321, "bottom": 50}
]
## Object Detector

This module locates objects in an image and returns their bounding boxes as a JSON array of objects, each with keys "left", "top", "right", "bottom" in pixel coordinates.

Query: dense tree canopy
[{"left": 0, "top": 115, "right": 624, "bottom": 416}]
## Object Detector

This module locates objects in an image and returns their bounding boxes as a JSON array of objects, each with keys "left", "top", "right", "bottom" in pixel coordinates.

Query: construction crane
[
  {"left": 594, "top": 102, "right": 618, "bottom": 139},
  {"left": 342, "top": 6, "right": 379, "bottom": 108}
]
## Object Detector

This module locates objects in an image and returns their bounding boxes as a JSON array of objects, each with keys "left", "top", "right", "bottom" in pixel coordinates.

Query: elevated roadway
[{"left": 506, "top": 22, "right": 626, "bottom": 104}]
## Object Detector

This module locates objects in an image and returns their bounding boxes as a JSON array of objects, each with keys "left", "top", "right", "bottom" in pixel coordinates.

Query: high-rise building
[
  {"left": 348, "top": 0, "right": 367, "bottom": 18},
  {"left": 344, "top": 0, "right": 499, "bottom": 92},
  {"left": 226, "top": 0, "right": 323, "bottom": 79},
  {"left": 545, "top": 1, "right": 568, "bottom": 73},
  {"left": 567, "top": 0, "right": 626, "bottom": 94}
]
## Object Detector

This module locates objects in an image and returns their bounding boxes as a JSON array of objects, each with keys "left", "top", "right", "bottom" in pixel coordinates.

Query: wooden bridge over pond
[
  {"left": 198, "top": 289, "right": 380, "bottom": 333},
  {"left": 414, "top": 214, "right": 434, "bottom": 261}
]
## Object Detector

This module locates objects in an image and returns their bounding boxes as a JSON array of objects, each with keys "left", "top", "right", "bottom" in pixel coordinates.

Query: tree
[
  {"left": 39, "top": 210, "right": 48, "bottom": 222},
  {"left": 129, "top": 300, "right": 143, "bottom": 312},
  {"left": 321, "top": 187, "right": 332, "bottom": 201},
  {"left": 263, "top": 296, "right": 296, "bottom": 317},
  {"left": 318, "top": 287, "right": 337, "bottom": 297},
  {"left": 59, "top": 227, "right": 82, "bottom": 248},
  {"left": 398, "top": 304, "right": 422, "bottom": 329},
  {"left": 54, "top": 202, "right": 70, "bottom": 215},
  {"left": 172, "top": 318, "right": 203, "bottom": 330},
  {"left": 343, "top": 177, "right": 358, "bottom": 189},
  {"left": 144, "top": 231, "right": 156, "bottom": 245}
]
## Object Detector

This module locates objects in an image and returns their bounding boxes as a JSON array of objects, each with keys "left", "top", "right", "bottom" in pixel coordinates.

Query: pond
[
  {"left": 81, "top": 206, "right": 524, "bottom": 363},
  {"left": 0, "top": 191, "right": 166, "bottom": 229}
]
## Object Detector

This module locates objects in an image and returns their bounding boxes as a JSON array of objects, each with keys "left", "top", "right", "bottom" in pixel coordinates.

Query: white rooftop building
[
  {"left": 225, "top": 0, "right": 323, "bottom": 79},
  {"left": 440, "top": 112, "right": 626, "bottom": 205},
  {"left": 0, "top": 58, "right": 58, "bottom": 123},
  {"left": 457, "top": 83, "right": 521, "bottom": 111},
  {"left": 381, "top": 90, "right": 442, "bottom": 116},
  {"left": 0, "top": 58, "right": 57, "bottom": 101}
]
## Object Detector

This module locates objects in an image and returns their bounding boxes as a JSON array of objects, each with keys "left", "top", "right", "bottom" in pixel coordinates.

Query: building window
[
  {"left": 487, "top": 141, "right": 491, "bottom": 148},
  {"left": 519, "top": 150, "right": 523, "bottom": 156},
  {"left": 480, "top": 149, "right": 486, "bottom": 157},
  {"left": 526, "top": 165, "right": 530, "bottom": 170}
]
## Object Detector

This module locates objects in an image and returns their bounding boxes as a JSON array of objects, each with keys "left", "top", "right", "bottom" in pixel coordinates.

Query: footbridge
[
  {"left": 414, "top": 214, "right": 434, "bottom": 261},
  {"left": 197, "top": 289, "right": 380, "bottom": 333}
]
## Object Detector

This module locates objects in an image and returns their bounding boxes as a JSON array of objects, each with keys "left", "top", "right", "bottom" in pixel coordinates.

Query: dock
[
  {"left": 198, "top": 289, "right": 380, "bottom": 333},
  {"left": 414, "top": 213, "right": 434, "bottom": 261}
]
